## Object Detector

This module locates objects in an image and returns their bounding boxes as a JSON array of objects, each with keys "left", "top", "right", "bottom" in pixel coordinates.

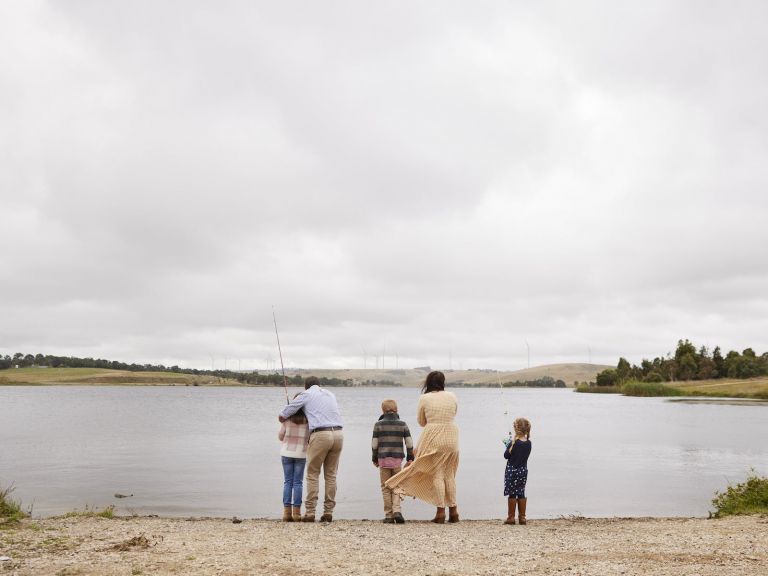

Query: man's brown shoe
[
  {"left": 320, "top": 514, "right": 333, "bottom": 523},
  {"left": 301, "top": 515, "right": 315, "bottom": 523}
]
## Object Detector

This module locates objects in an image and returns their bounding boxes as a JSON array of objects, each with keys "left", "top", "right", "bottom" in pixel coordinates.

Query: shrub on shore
[
  {"left": 0, "top": 485, "right": 27, "bottom": 525},
  {"left": 575, "top": 380, "right": 686, "bottom": 397},
  {"left": 61, "top": 505, "right": 115, "bottom": 519},
  {"left": 711, "top": 472, "right": 768, "bottom": 518},
  {"left": 621, "top": 381, "right": 683, "bottom": 397},
  {"left": 575, "top": 384, "right": 622, "bottom": 394}
]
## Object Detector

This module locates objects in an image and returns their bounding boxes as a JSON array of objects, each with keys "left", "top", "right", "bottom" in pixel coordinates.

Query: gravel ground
[{"left": 1, "top": 515, "right": 766, "bottom": 575}]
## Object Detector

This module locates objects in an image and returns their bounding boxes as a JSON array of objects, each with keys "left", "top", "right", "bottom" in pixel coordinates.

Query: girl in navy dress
[{"left": 503, "top": 417, "right": 532, "bottom": 525}]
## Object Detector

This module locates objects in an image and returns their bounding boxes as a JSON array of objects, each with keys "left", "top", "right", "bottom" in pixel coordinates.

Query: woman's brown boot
[
  {"left": 431, "top": 507, "right": 446, "bottom": 524},
  {"left": 517, "top": 498, "right": 527, "bottom": 525},
  {"left": 504, "top": 498, "right": 517, "bottom": 525},
  {"left": 292, "top": 506, "right": 302, "bottom": 522},
  {"left": 282, "top": 506, "right": 293, "bottom": 522},
  {"left": 448, "top": 506, "right": 460, "bottom": 523}
]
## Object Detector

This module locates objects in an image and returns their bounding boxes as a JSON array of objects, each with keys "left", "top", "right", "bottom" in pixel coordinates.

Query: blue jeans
[{"left": 281, "top": 456, "right": 306, "bottom": 507}]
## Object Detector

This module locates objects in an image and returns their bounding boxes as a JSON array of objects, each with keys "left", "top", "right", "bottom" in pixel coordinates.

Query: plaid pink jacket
[{"left": 278, "top": 420, "right": 309, "bottom": 458}]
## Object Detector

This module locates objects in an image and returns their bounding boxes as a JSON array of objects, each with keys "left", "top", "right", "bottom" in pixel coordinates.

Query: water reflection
[{"left": 1, "top": 386, "right": 766, "bottom": 519}]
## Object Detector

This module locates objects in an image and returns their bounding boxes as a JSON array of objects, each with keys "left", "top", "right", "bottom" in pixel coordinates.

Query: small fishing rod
[
  {"left": 272, "top": 306, "right": 290, "bottom": 404},
  {"left": 497, "top": 372, "right": 513, "bottom": 445}
]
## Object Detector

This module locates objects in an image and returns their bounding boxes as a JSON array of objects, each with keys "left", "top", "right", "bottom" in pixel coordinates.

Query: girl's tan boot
[
  {"left": 504, "top": 498, "right": 517, "bottom": 525},
  {"left": 292, "top": 506, "right": 302, "bottom": 521},
  {"left": 517, "top": 498, "right": 527, "bottom": 525},
  {"left": 282, "top": 506, "right": 294, "bottom": 522}
]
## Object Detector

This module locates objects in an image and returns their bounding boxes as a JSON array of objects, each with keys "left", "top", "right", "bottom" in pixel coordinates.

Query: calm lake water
[{"left": 1, "top": 386, "right": 766, "bottom": 520}]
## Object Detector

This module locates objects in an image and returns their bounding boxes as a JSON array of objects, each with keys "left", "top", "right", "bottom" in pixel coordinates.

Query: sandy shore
[{"left": 1, "top": 515, "right": 766, "bottom": 575}]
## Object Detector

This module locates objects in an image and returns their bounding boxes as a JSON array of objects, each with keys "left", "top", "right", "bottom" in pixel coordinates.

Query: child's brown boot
[
  {"left": 292, "top": 506, "right": 302, "bottom": 521},
  {"left": 518, "top": 498, "right": 527, "bottom": 525},
  {"left": 504, "top": 498, "right": 517, "bottom": 525},
  {"left": 282, "top": 506, "right": 293, "bottom": 522}
]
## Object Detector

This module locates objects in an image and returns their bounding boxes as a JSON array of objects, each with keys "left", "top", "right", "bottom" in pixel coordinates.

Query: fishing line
[
  {"left": 497, "top": 372, "right": 513, "bottom": 445},
  {"left": 272, "top": 305, "right": 290, "bottom": 404}
]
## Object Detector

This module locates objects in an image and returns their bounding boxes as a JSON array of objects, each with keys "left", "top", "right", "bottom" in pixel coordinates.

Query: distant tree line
[
  {"left": 361, "top": 379, "right": 402, "bottom": 387},
  {"left": 235, "top": 373, "right": 357, "bottom": 387},
  {"left": 595, "top": 339, "right": 768, "bottom": 387},
  {"left": 448, "top": 376, "right": 566, "bottom": 388},
  {"left": 0, "top": 352, "right": 396, "bottom": 387},
  {"left": 0, "top": 352, "right": 198, "bottom": 373}
]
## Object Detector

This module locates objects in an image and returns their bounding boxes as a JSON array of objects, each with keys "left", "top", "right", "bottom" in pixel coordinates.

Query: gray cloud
[{"left": 2, "top": 1, "right": 767, "bottom": 371}]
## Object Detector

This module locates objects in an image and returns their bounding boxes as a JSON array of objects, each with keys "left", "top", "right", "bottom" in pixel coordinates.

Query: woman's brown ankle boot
[
  {"left": 517, "top": 498, "right": 527, "bottom": 525},
  {"left": 448, "top": 506, "right": 459, "bottom": 523},
  {"left": 504, "top": 498, "right": 517, "bottom": 525},
  {"left": 431, "top": 507, "right": 446, "bottom": 524}
]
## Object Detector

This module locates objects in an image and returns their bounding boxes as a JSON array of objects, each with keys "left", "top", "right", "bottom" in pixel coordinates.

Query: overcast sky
[{"left": 1, "top": 1, "right": 767, "bottom": 371}]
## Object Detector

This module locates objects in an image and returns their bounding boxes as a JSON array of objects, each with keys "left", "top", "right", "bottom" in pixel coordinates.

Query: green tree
[
  {"left": 713, "top": 347, "right": 726, "bottom": 378},
  {"left": 644, "top": 371, "right": 663, "bottom": 383},
  {"left": 678, "top": 353, "right": 698, "bottom": 380},
  {"left": 727, "top": 353, "right": 762, "bottom": 378},
  {"left": 674, "top": 339, "right": 697, "bottom": 362},
  {"left": 596, "top": 369, "right": 618, "bottom": 387},
  {"left": 616, "top": 357, "right": 632, "bottom": 382},
  {"left": 697, "top": 357, "right": 717, "bottom": 380}
]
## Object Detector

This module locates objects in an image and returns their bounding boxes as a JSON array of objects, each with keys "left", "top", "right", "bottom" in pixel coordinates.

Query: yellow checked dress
[{"left": 385, "top": 390, "right": 459, "bottom": 507}]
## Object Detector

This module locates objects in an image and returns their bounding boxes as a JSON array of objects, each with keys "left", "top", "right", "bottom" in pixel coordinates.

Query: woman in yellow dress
[{"left": 385, "top": 370, "right": 460, "bottom": 523}]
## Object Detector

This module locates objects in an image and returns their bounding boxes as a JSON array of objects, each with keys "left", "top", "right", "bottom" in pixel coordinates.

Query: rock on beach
[{"left": 0, "top": 515, "right": 766, "bottom": 575}]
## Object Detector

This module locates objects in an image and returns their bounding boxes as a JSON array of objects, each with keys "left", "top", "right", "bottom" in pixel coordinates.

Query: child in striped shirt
[{"left": 372, "top": 399, "right": 414, "bottom": 524}]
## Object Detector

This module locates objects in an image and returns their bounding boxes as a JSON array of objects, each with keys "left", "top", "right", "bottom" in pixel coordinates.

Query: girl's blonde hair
[{"left": 513, "top": 417, "right": 531, "bottom": 439}]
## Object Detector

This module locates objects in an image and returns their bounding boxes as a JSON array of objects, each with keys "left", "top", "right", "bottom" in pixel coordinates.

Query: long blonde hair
[{"left": 513, "top": 417, "right": 531, "bottom": 440}]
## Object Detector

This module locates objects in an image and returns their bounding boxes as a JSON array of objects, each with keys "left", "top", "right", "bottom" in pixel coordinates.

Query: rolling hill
[{"left": 289, "top": 363, "right": 611, "bottom": 387}]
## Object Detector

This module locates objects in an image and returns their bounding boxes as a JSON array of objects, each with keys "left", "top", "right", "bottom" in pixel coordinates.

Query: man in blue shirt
[{"left": 280, "top": 376, "right": 343, "bottom": 522}]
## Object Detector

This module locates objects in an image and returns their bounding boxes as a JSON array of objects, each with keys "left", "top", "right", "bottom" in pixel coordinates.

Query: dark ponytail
[{"left": 422, "top": 371, "right": 446, "bottom": 393}]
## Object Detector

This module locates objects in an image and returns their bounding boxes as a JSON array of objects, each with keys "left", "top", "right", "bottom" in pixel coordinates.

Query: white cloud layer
[{"left": 2, "top": 0, "right": 767, "bottom": 370}]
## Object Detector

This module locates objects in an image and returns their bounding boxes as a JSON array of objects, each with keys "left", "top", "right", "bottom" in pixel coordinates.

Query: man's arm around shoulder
[{"left": 279, "top": 390, "right": 310, "bottom": 422}]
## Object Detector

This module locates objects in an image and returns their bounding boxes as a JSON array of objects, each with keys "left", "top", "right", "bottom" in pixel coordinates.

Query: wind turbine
[{"left": 525, "top": 340, "right": 530, "bottom": 369}]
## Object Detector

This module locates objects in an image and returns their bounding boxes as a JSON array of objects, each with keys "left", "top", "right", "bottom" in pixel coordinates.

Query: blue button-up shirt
[{"left": 280, "top": 385, "right": 343, "bottom": 432}]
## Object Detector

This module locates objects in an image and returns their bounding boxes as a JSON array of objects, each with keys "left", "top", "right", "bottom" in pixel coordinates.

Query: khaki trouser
[
  {"left": 305, "top": 430, "right": 344, "bottom": 516},
  {"left": 379, "top": 466, "right": 402, "bottom": 517}
]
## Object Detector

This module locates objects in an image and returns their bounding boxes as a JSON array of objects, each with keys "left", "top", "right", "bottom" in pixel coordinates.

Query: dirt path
[{"left": 1, "top": 515, "right": 766, "bottom": 575}]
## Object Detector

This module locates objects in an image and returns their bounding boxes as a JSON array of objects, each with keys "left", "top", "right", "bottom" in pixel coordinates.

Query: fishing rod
[
  {"left": 272, "top": 306, "right": 290, "bottom": 404},
  {"left": 497, "top": 372, "right": 513, "bottom": 446}
]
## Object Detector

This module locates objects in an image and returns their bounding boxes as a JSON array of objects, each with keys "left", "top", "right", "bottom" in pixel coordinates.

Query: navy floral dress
[{"left": 503, "top": 439, "right": 532, "bottom": 498}]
